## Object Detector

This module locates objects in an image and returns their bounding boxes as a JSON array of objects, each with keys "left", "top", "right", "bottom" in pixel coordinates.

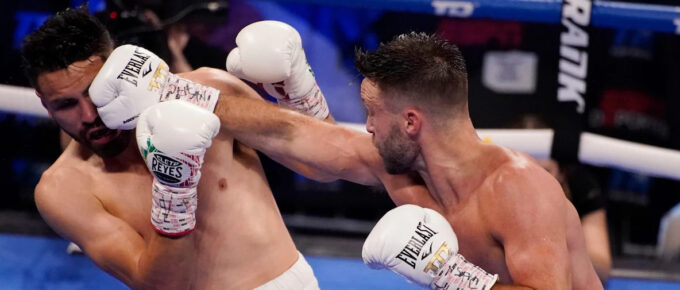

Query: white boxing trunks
[{"left": 255, "top": 252, "right": 319, "bottom": 290}]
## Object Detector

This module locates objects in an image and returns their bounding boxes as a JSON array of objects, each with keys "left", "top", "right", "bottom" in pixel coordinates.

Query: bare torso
[
  {"left": 394, "top": 145, "right": 601, "bottom": 289},
  {"left": 446, "top": 183, "right": 596, "bottom": 289},
  {"left": 46, "top": 136, "right": 297, "bottom": 289},
  {"left": 39, "top": 67, "right": 300, "bottom": 289}
]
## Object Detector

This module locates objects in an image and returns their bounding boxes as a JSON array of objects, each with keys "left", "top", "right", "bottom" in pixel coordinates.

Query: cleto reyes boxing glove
[{"left": 136, "top": 100, "right": 220, "bottom": 236}]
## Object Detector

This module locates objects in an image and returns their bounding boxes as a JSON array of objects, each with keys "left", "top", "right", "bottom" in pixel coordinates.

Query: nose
[
  {"left": 365, "top": 118, "right": 375, "bottom": 134},
  {"left": 80, "top": 97, "right": 99, "bottom": 124}
]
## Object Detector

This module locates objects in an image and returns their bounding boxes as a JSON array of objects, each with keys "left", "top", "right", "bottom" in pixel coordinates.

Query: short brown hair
[{"left": 355, "top": 32, "right": 468, "bottom": 116}]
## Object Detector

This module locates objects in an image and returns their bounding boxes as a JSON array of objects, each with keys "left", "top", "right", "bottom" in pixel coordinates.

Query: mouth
[{"left": 88, "top": 128, "right": 119, "bottom": 145}]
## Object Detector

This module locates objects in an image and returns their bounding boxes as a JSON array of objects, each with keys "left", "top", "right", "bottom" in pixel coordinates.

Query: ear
[{"left": 404, "top": 109, "right": 421, "bottom": 138}]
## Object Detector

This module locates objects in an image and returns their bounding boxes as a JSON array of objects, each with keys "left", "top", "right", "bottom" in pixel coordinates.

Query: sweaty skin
[
  {"left": 212, "top": 79, "right": 603, "bottom": 289},
  {"left": 34, "top": 57, "right": 298, "bottom": 289}
]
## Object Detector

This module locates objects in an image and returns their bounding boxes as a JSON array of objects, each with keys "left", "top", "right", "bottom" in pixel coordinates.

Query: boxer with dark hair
[
  {"left": 24, "top": 6, "right": 321, "bottom": 289},
  {"left": 221, "top": 27, "right": 603, "bottom": 289}
]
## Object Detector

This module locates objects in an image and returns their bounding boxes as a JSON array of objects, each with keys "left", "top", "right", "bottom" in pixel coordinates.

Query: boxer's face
[
  {"left": 380, "top": 123, "right": 420, "bottom": 174},
  {"left": 361, "top": 79, "right": 419, "bottom": 174},
  {"left": 36, "top": 56, "right": 132, "bottom": 158}
]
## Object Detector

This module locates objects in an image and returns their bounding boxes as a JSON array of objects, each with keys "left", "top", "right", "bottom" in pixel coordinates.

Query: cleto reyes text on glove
[{"left": 136, "top": 100, "right": 220, "bottom": 236}]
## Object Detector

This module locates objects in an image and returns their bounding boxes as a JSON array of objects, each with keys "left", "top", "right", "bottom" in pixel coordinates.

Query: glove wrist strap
[
  {"left": 431, "top": 253, "right": 498, "bottom": 290},
  {"left": 159, "top": 73, "right": 220, "bottom": 112},
  {"left": 150, "top": 180, "right": 197, "bottom": 237},
  {"left": 277, "top": 83, "right": 330, "bottom": 120}
]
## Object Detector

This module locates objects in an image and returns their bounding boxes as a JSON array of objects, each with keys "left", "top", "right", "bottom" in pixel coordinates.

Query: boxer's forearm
[
  {"left": 214, "top": 95, "right": 344, "bottom": 180},
  {"left": 133, "top": 236, "right": 196, "bottom": 289},
  {"left": 214, "top": 95, "right": 380, "bottom": 185}
]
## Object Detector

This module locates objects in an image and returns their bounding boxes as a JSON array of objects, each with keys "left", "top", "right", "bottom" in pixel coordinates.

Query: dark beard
[
  {"left": 93, "top": 130, "right": 133, "bottom": 158},
  {"left": 379, "top": 125, "right": 420, "bottom": 174},
  {"left": 67, "top": 128, "right": 133, "bottom": 158}
]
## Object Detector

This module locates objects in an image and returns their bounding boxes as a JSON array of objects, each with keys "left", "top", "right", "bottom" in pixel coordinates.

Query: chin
[
  {"left": 382, "top": 157, "right": 413, "bottom": 175},
  {"left": 90, "top": 130, "right": 132, "bottom": 158}
]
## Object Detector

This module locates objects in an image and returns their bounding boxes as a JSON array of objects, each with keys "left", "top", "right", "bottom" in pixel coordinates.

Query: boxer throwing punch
[
  {"left": 221, "top": 23, "right": 603, "bottom": 289},
  {"left": 23, "top": 6, "right": 322, "bottom": 289}
]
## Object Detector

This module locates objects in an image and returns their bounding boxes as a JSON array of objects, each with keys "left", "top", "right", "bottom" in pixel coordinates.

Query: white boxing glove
[
  {"left": 363, "top": 204, "right": 459, "bottom": 287},
  {"left": 226, "top": 20, "right": 329, "bottom": 120},
  {"left": 363, "top": 204, "right": 498, "bottom": 289},
  {"left": 136, "top": 100, "right": 220, "bottom": 236},
  {"left": 90, "top": 44, "right": 220, "bottom": 130}
]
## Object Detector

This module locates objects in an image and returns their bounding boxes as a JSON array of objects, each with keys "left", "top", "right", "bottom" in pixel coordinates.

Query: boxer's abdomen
[{"left": 191, "top": 140, "right": 298, "bottom": 289}]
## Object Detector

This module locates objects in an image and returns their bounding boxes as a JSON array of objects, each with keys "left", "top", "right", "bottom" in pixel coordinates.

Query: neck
[
  {"left": 413, "top": 117, "right": 488, "bottom": 210},
  {"left": 98, "top": 136, "right": 146, "bottom": 172}
]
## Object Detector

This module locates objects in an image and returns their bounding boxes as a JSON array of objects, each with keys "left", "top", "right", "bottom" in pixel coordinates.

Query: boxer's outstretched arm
[
  {"left": 216, "top": 93, "right": 382, "bottom": 186},
  {"left": 185, "top": 68, "right": 380, "bottom": 186},
  {"left": 35, "top": 168, "right": 195, "bottom": 289},
  {"left": 215, "top": 93, "right": 439, "bottom": 207},
  {"left": 186, "top": 68, "right": 437, "bottom": 207}
]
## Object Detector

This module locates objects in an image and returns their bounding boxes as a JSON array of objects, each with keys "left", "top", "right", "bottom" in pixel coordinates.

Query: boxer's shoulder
[
  {"left": 477, "top": 153, "right": 563, "bottom": 215},
  {"left": 485, "top": 147, "right": 554, "bottom": 186},
  {"left": 37, "top": 142, "right": 123, "bottom": 204},
  {"left": 34, "top": 161, "right": 99, "bottom": 229},
  {"left": 179, "top": 67, "right": 225, "bottom": 81},
  {"left": 180, "top": 68, "right": 237, "bottom": 88},
  {"left": 37, "top": 158, "right": 94, "bottom": 199},
  {"left": 181, "top": 67, "right": 257, "bottom": 99}
]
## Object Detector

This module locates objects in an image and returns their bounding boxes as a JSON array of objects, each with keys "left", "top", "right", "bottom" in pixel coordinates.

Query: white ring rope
[
  {"left": 338, "top": 125, "right": 680, "bottom": 181},
  {"left": 2, "top": 84, "right": 678, "bottom": 180},
  {"left": 0, "top": 84, "right": 46, "bottom": 118}
]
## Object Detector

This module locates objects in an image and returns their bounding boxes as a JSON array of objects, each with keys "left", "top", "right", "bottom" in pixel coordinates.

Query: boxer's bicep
[
  {"left": 35, "top": 173, "right": 145, "bottom": 287},
  {"left": 80, "top": 215, "right": 147, "bottom": 287},
  {"left": 500, "top": 222, "right": 571, "bottom": 290},
  {"left": 184, "top": 67, "right": 267, "bottom": 103},
  {"left": 488, "top": 168, "right": 571, "bottom": 289},
  {"left": 380, "top": 172, "right": 437, "bottom": 208},
  {"left": 334, "top": 129, "right": 386, "bottom": 185}
]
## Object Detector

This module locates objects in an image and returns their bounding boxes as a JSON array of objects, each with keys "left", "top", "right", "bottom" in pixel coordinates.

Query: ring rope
[{"left": 3, "top": 83, "right": 678, "bottom": 180}]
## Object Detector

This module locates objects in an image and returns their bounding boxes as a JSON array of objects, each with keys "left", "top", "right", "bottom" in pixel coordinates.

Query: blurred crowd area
[{"left": 2, "top": 0, "right": 680, "bottom": 264}]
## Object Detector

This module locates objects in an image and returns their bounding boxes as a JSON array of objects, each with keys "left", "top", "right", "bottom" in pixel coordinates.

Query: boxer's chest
[{"left": 94, "top": 170, "right": 155, "bottom": 237}]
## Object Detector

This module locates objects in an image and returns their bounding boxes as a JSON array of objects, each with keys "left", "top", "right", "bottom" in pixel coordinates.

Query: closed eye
[
  {"left": 366, "top": 107, "right": 375, "bottom": 117},
  {"left": 52, "top": 99, "right": 78, "bottom": 110}
]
